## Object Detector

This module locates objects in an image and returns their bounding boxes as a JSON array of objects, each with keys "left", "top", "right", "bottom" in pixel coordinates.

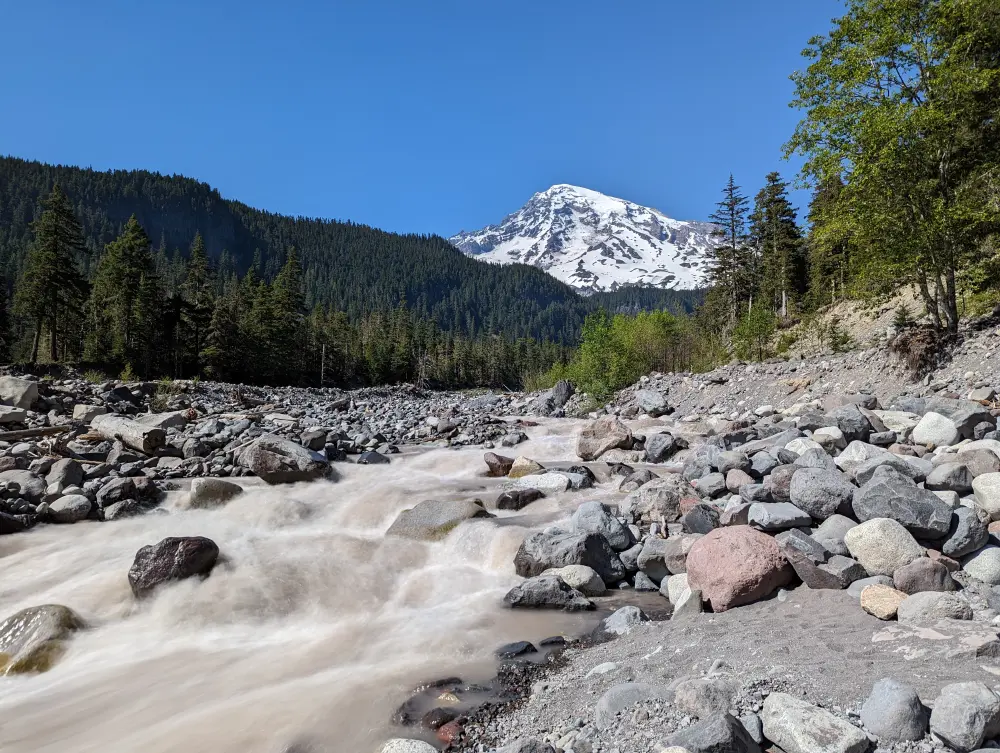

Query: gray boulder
[
  {"left": 45, "top": 459, "right": 84, "bottom": 490},
  {"left": 924, "top": 397, "right": 995, "bottom": 439},
  {"left": 812, "top": 514, "right": 858, "bottom": 556},
  {"left": 635, "top": 388, "right": 669, "bottom": 417},
  {"left": 747, "top": 502, "right": 811, "bottom": 532},
  {"left": 926, "top": 462, "right": 974, "bottom": 494},
  {"left": 912, "top": 411, "right": 960, "bottom": 446},
  {"left": 0, "top": 469, "right": 45, "bottom": 503},
  {"left": 825, "top": 403, "right": 872, "bottom": 442},
  {"left": 892, "top": 557, "right": 956, "bottom": 594},
  {"left": 673, "top": 676, "right": 741, "bottom": 718},
  {"left": 600, "top": 605, "right": 649, "bottom": 636},
  {"left": 503, "top": 575, "right": 593, "bottom": 611},
  {"left": 237, "top": 434, "right": 331, "bottom": 484},
  {"left": 514, "top": 530, "right": 626, "bottom": 584},
  {"left": 95, "top": 477, "right": 136, "bottom": 508},
  {"left": 897, "top": 591, "right": 972, "bottom": 623},
  {"left": 594, "top": 682, "right": 671, "bottom": 730},
  {"left": 184, "top": 478, "right": 244, "bottom": 510},
  {"left": 943, "top": 507, "right": 989, "bottom": 558},
  {"left": 48, "top": 494, "right": 92, "bottom": 523},
  {"left": 860, "top": 678, "right": 927, "bottom": 743},
  {"left": 571, "top": 501, "right": 632, "bottom": 551},
  {"left": 852, "top": 466, "right": 953, "bottom": 538},
  {"left": 576, "top": 416, "right": 632, "bottom": 461},
  {"left": 620, "top": 476, "right": 689, "bottom": 524},
  {"left": 929, "top": 682, "right": 1000, "bottom": 752},
  {"left": 645, "top": 433, "right": 678, "bottom": 463},
  {"left": 0, "top": 376, "right": 38, "bottom": 410},
  {"left": 386, "top": 499, "right": 492, "bottom": 541},
  {"left": 662, "top": 712, "right": 762, "bottom": 753},
  {"left": 762, "top": 692, "right": 869, "bottom": 753},
  {"left": 789, "top": 468, "right": 855, "bottom": 520}
]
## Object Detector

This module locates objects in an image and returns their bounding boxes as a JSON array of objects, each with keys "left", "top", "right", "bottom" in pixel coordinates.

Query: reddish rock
[
  {"left": 685, "top": 525, "right": 794, "bottom": 612},
  {"left": 927, "top": 549, "right": 961, "bottom": 572},
  {"left": 679, "top": 497, "right": 702, "bottom": 515},
  {"left": 436, "top": 720, "right": 463, "bottom": 745}
]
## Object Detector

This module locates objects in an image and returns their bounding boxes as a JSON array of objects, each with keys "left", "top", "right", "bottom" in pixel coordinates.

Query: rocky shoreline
[{"left": 5, "top": 317, "right": 1000, "bottom": 753}]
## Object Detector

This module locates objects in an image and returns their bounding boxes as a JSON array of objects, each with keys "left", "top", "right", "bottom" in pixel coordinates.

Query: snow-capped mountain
[{"left": 450, "top": 184, "right": 717, "bottom": 292}]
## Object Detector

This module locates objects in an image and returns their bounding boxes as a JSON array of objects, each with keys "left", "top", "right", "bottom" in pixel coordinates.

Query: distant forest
[{"left": 0, "top": 157, "right": 701, "bottom": 387}]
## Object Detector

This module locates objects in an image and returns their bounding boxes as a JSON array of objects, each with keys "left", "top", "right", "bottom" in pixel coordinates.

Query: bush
[
  {"left": 732, "top": 307, "right": 777, "bottom": 361},
  {"left": 83, "top": 369, "right": 108, "bottom": 383},
  {"left": 892, "top": 304, "right": 913, "bottom": 330}
]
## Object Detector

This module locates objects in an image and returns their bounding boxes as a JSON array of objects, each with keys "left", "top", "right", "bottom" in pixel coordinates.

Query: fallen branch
[{"left": 0, "top": 426, "right": 71, "bottom": 442}]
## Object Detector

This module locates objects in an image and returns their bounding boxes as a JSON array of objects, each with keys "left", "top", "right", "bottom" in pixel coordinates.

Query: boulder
[
  {"left": 662, "top": 712, "right": 762, "bottom": 753},
  {"left": 859, "top": 678, "right": 927, "bottom": 743},
  {"left": 913, "top": 411, "right": 960, "bottom": 446},
  {"left": 503, "top": 575, "right": 594, "bottom": 611},
  {"left": 662, "top": 573, "right": 691, "bottom": 605},
  {"left": 183, "top": 478, "right": 244, "bottom": 510},
  {"left": 747, "top": 502, "right": 811, "bottom": 532},
  {"left": 45, "top": 459, "right": 84, "bottom": 490},
  {"left": 48, "top": 494, "right": 92, "bottom": 523},
  {"left": 127, "top": 536, "right": 220, "bottom": 598},
  {"left": 0, "top": 469, "right": 45, "bottom": 503},
  {"left": 844, "top": 518, "right": 925, "bottom": 576},
  {"left": 576, "top": 417, "right": 632, "bottom": 461},
  {"left": 860, "top": 584, "right": 908, "bottom": 620},
  {"left": 620, "top": 476, "right": 690, "bottom": 524},
  {"left": 685, "top": 526, "right": 793, "bottom": 612},
  {"left": 95, "top": 476, "right": 136, "bottom": 508},
  {"left": 514, "top": 530, "right": 626, "bottom": 584},
  {"left": 136, "top": 411, "right": 189, "bottom": 430},
  {"left": 972, "top": 472, "right": 1000, "bottom": 520},
  {"left": 508, "top": 456, "right": 543, "bottom": 479},
  {"left": 926, "top": 461, "right": 974, "bottom": 494},
  {"left": 789, "top": 468, "right": 855, "bottom": 520},
  {"left": 379, "top": 739, "right": 440, "bottom": 753},
  {"left": 693, "top": 472, "right": 726, "bottom": 498},
  {"left": 851, "top": 466, "right": 952, "bottom": 538},
  {"left": 544, "top": 565, "right": 605, "bottom": 596},
  {"left": 483, "top": 452, "right": 514, "bottom": 477},
  {"left": 0, "top": 604, "right": 84, "bottom": 675},
  {"left": 682, "top": 504, "right": 720, "bottom": 534},
  {"left": 571, "top": 501, "right": 632, "bottom": 551},
  {"left": 73, "top": 404, "right": 108, "bottom": 422},
  {"left": 761, "top": 693, "right": 869, "bottom": 753},
  {"left": 634, "top": 388, "right": 669, "bottom": 417},
  {"left": 924, "top": 397, "right": 995, "bottom": 439},
  {"left": 963, "top": 545, "right": 1000, "bottom": 585},
  {"left": 0, "top": 376, "right": 38, "bottom": 410},
  {"left": 764, "top": 465, "right": 797, "bottom": 503},
  {"left": 237, "top": 434, "right": 330, "bottom": 484},
  {"left": 645, "top": 433, "right": 678, "bottom": 463},
  {"left": 673, "top": 677, "right": 741, "bottom": 718},
  {"left": 956, "top": 448, "right": 1000, "bottom": 477},
  {"left": 826, "top": 403, "right": 872, "bottom": 442},
  {"left": 386, "top": 499, "right": 492, "bottom": 541},
  {"left": 493, "top": 489, "right": 544, "bottom": 511},
  {"left": 502, "top": 473, "right": 571, "bottom": 494},
  {"left": 943, "top": 506, "right": 989, "bottom": 558},
  {"left": 812, "top": 514, "right": 858, "bottom": 556},
  {"left": 897, "top": 591, "right": 972, "bottom": 623},
  {"left": 600, "top": 605, "right": 649, "bottom": 636},
  {"left": 929, "top": 682, "right": 1000, "bottom": 752},
  {"left": 103, "top": 499, "right": 143, "bottom": 521},
  {"left": 594, "top": 682, "right": 671, "bottom": 730},
  {"left": 892, "top": 557, "right": 955, "bottom": 594}
]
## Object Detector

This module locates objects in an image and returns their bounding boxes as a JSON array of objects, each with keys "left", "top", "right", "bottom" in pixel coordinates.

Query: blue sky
[{"left": 0, "top": 0, "right": 845, "bottom": 235}]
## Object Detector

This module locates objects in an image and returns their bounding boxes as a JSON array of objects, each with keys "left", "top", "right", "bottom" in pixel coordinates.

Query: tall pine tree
[
  {"left": 749, "top": 172, "right": 806, "bottom": 317},
  {"left": 706, "top": 175, "right": 752, "bottom": 323},
  {"left": 13, "top": 185, "right": 89, "bottom": 362}
]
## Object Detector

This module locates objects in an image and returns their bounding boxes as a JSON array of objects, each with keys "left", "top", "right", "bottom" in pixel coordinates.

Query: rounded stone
[
  {"left": 844, "top": 518, "right": 925, "bottom": 576},
  {"left": 892, "top": 558, "right": 956, "bottom": 594},
  {"left": 860, "top": 678, "right": 928, "bottom": 742},
  {"left": 912, "top": 412, "right": 960, "bottom": 447},
  {"left": 897, "top": 591, "right": 972, "bottom": 623},
  {"left": 860, "top": 584, "right": 908, "bottom": 620},
  {"left": 47, "top": 494, "right": 92, "bottom": 523},
  {"left": 545, "top": 565, "right": 606, "bottom": 596},
  {"left": 963, "top": 545, "right": 1000, "bottom": 585}
]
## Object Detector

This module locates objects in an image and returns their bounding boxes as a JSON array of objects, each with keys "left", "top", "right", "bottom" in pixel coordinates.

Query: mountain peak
[{"left": 451, "top": 185, "right": 717, "bottom": 292}]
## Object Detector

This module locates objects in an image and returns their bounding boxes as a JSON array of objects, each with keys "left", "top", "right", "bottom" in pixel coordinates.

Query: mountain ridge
[{"left": 450, "top": 184, "right": 717, "bottom": 293}]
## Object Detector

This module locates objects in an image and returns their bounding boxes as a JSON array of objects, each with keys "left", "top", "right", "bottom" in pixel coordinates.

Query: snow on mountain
[{"left": 450, "top": 184, "right": 717, "bottom": 292}]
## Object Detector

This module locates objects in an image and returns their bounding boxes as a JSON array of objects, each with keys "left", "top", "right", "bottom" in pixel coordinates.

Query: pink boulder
[{"left": 686, "top": 525, "right": 794, "bottom": 612}]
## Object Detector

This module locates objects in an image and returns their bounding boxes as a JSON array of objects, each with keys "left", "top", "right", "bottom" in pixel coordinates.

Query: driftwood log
[
  {"left": 91, "top": 414, "right": 166, "bottom": 454},
  {"left": 0, "top": 426, "right": 71, "bottom": 442}
]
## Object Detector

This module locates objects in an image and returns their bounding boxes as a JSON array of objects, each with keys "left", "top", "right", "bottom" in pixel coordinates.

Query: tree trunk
[
  {"left": 943, "top": 266, "right": 959, "bottom": 332},
  {"left": 90, "top": 414, "right": 166, "bottom": 454},
  {"left": 30, "top": 320, "right": 42, "bottom": 363},
  {"left": 917, "top": 271, "right": 941, "bottom": 329}
]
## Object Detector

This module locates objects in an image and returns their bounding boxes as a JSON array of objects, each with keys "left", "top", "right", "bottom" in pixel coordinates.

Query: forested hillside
[{"left": 0, "top": 158, "right": 699, "bottom": 387}]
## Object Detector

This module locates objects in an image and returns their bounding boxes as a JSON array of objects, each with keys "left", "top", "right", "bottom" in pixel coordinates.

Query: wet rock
[
  {"left": 237, "top": 434, "right": 330, "bottom": 483},
  {"left": 48, "top": 494, "right": 92, "bottom": 523},
  {"left": 860, "top": 678, "right": 927, "bottom": 743},
  {"left": 184, "top": 478, "right": 243, "bottom": 509},
  {"left": 96, "top": 477, "right": 137, "bottom": 508},
  {"left": 128, "top": 536, "right": 220, "bottom": 598},
  {"left": 762, "top": 692, "right": 869, "bottom": 753},
  {"left": 0, "top": 470, "right": 44, "bottom": 503},
  {"left": 507, "top": 457, "right": 543, "bottom": 479},
  {"left": 0, "top": 604, "right": 84, "bottom": 675},
  {"left": 619, "top": 469, "right": 656, "bottom": 492},
  {"left": 576, "top": 416, "right": 632, "bottom": 461},
  {"left": 493, "top": 489, "right": 544, "bottom": 511},
  {"left": 514, "top": 530, "right": 626, "bottom": 584},
  {"left": 503, "top": 575, "right": 593, "bottom": 611},
  {"left": 571, "top": 501, "right": 632, "bottom": 551},
  {"left": 103, "top": 498, "right": 143, "bottom": 520},
  {"left": 386, "top": 499, "right": 493, "bottom": 541},
  {"left": 686, "top": 526, "right": 793, "bottom": 612},
  {"left": 544, "top": 565, "right": 605, "bottom": 596}
]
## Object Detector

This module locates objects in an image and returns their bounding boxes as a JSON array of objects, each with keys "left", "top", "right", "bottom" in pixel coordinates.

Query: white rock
[
  {"left": 502, "top": 473, "right": 572, "bottom": 494},
  {"left": 0, "top": 406, "right": 27, "bottom": 424},
  {"left": 379, "top": 740, "right": 437, "bottom": 753},
  {"left": 545, "top": 565, "right": 606, "bottom": 596},
  {"left": 813, "top": 426, "right": 847, "bottom": 450},
  {"left": 964, "top": 545, "right": 1000, "bottom": 585},
  {"left": 48, "top": 494, "right": 92, "bottom": 523},
  {"left": 973, "top": 473, "right": 1000, "bottom": 521},
  {"left": 844, "top": 518, "right": 925, "bottom": 576},
  {"left": 873, "top": 410, "right": 921, "bottom": 435},
  {"left": 912, "top": 412, "right": 960, "bottom": 447},
  {"left": 785, "top": 438, "right": 824, "bottom": 456},
  {"left": 762, "top": 692, "right": 869, "bottom": 753},
  {"left": 73, "top": 404, "right": 108, "bottom": 422},
  {"left": 663, "top": 573, "right": 691, "bottom": 606},
  {"left": 755, "top": 405, "right": 775, "bottom": 417}
]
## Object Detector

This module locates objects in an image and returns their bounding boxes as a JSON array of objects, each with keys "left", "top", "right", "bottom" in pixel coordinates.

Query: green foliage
[
  {"left": 706, "top": 175, "right": 753, "bottom": 323},
  {"left": 119, "top": 363, "right": 137, "bottom": 382},
  {"left": 828, "top": 316, "right": 853, "bottom": 353},
  {"left": 538, "top": 309, "right": 722, "bottom": 400},
  {"left": 749, "top": 172, "right": 806, "bottom": 317},
  {"left": 785, "top": 0, "right": 1000, "bottom": 332},
  {"left": 892, "top": 304, "right": 914, "bottom": 330},
  {"left": 732, "top": 307, "right": 777, "bottom": 362},
  {"left": 82, "top": 369, "right": 107, "bottom": 383}
]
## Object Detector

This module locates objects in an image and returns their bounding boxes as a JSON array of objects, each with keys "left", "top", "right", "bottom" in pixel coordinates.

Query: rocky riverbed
[{"left": 4, "top": 317, "right": 1000, "bottom": 753}]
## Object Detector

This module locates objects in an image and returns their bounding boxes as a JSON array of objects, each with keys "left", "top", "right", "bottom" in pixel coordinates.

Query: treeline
[
  {"left": 4, "top": 186, "right": 569, "bottom": 387},
  {"left": 702, "top": 0, "right": 1000, "bottom": 349},
  {"left": 0, "top": 156, "right": 696, "bottom": 346}
]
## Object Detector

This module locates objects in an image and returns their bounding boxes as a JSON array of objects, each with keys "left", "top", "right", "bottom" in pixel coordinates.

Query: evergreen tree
[
  {"left": 181, "top": 232, "right": 215, "bottom": 374},
  {"left": 12, "top": 185, "right": 89, "bottom": 362},
  {"left": 749, "top": 172, "right": 805, "bottom": 317},
  {"left": 85, "top": 215, "right": 163, "bottom": 374},
  {"left": 707, "top": 175, "right": 752, "bottom": 322}
]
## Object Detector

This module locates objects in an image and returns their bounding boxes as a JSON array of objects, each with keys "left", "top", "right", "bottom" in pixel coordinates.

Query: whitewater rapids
[{"left": 0, "top": 420, "right": 604, "bottom": 753}]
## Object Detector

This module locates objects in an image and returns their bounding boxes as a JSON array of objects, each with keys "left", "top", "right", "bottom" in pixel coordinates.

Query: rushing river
[{"left": 0, "top": 419, "right": 609, "bottom": 753}]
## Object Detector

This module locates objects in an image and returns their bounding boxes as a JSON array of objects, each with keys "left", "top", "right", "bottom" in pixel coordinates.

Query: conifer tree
[
  {"left": 706, "top": 175, "right": 752, "bottom": 322},
  {"left": 13, "top": 185, "right": 89, "bottom": 362},
  {"left": 181, "top": 232, "right": 216, "bottom": 374},
  {"left": 749, "top": 172, "right": 806, "bottom": 317}
]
